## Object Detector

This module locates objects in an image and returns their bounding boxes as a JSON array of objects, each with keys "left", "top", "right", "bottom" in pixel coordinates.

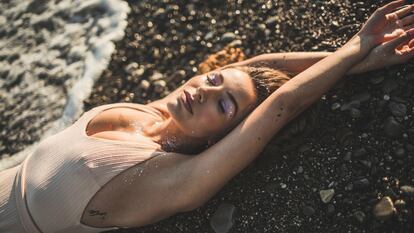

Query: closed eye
[
  {"left": 219, "top": 99, "right": 226, "bottom": 113},
  {"left": 206, "top": 73, "right": 222, "bottom": 86}
]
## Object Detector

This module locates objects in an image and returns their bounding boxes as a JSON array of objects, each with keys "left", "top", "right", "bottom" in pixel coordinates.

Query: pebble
[
  {"left": 400, "top": 185, "right": 414, "bottom": 197},
  {"left": 331, "top": 102, "right": 341, "bottom": 110},
  {"left": 139, "top": 80, "right": 150, "bottom": 90},
  {"left": 153, "top": 80, "right": 166, "bottom": 93},
  {"left": 394, "top": 199, "right": 406, "bottom": 210},
  {"left": 382, "top": 79, "right": 399, "bottom": 93},
  {"left": 353, "top": 148, "right": 367, "bottom": 158},
  {"left": 221, "top": 32, "right": 237, "bottom": 42},
  {"left": 343, "top": 151, "right": 352, "bottom": 161},
  {"left": 265, "top": 16, "right": 279, "bottom": 26},
  {"left": 349, "top": 108, "right": 361, "bottom": 118},
  {"left": 125, "top": 62, "right": 139, "bottom": 74},
  {"left": 319, "top": 189, "right": 335, "bottom": 203},
  {"left": 149, "top": 71, "right": 164, "bottom": 81},
  {"left": 353, "top": 210, "right": 366, "bottom": 223},
  {"left": 302, "top": 205, "right": 315, "bottom": 217},
  {"left": 373, "top": 196, "right": 396, "bottom": 220},
  {"left": 327, "top": 204, "right": 335, "bottom": 215},
  {"left": 370, "top": 75, "right": 385, "bottom": 84},
  {"left": 353, "top": 178, "right": 370, "bottom": 190},
  {"left": 389, "top": 102, "right": 407, "bottom": 118},
  {"left": 383, "top": 116, "right": 403, "bottom": 137},
  {"left": 210, "top": 203, "right": 237, "bottom": 233}
]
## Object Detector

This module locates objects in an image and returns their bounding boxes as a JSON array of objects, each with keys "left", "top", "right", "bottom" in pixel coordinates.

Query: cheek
[{"left": 190, "top": 110, "right": 224, "bottom": 135}]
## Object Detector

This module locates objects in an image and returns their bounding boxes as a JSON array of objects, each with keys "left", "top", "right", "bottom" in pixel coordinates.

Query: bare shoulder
[{"left": 81, "top": 151, "right": 194, "bottom": 228}]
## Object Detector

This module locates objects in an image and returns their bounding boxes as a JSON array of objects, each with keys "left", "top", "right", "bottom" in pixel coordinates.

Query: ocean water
[{"left": 0, "top": 0, "right": 130, "bottom": 170}]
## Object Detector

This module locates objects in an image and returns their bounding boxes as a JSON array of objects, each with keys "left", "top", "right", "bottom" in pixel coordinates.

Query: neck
[{"left": 145, "top": 101, "right": 206, "bottom": 154}]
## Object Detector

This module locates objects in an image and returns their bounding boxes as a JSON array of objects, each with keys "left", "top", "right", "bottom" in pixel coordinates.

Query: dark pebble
[
  {"left": 400, "top": 185, "right": 414, "bottom": 198},
  {"left": 303, "top": 205, "right": 315, "bottom": 217},
  {"left": 383, "top": 117, "right": 403, "bottom": 137},
  {"left": 353, "top": 178, "right": 370, "bottom": 190},
  {"left": 210, "top": 203, "right": 237, "bottom": 233}
]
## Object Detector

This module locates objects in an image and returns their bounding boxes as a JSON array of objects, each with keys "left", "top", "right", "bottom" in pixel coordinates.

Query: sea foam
[{"left": 0, "top": 0, "right": 130, "bottom": 170}]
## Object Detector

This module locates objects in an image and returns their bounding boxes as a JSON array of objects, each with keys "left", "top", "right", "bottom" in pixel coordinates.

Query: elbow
[
  {"left": 178, "top": 192, "right": 207, "bottom": 212},
  {"left": 275, "top": 89, "right": 303, "bottom": 120}
]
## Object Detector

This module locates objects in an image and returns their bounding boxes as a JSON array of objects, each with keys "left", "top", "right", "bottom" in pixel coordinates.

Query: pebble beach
[{"left": 1, "top": 0, "right": 414, "bottom": 232}]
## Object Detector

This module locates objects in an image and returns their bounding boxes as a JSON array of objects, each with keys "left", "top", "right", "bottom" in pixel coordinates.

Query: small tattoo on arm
[{"left": 89, "top": 209, "right": 107, "bottom": 220}]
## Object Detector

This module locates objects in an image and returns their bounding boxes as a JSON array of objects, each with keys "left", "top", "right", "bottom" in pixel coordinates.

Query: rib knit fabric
[{"left": 0, "top": 103, "right": 164, "bottom": 233}]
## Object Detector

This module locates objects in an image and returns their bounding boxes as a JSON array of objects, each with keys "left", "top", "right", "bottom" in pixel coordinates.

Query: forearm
[
  {"left": 229, "top": 51, "right": 372, "bottom": 76},
  {"left": 236, "top": 52, "right": 331, "bottom": 74},
  {"left": 280, "top": 35, "right": 373, "bottom": 116}
]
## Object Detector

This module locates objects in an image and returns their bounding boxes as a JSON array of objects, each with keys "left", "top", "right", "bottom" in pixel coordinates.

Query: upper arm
[{"left": 177, "top": 90, "right": 297, "bottom": 209}]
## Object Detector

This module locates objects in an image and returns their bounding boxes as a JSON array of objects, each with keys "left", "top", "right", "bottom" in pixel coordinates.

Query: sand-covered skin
[{"left": 86, "top": 1, "right": 414, "bottom": 232}]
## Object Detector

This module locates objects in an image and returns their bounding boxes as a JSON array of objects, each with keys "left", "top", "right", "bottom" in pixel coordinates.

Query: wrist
[{"left": 337, "top": 35, "right": 375, "bottom": 60}]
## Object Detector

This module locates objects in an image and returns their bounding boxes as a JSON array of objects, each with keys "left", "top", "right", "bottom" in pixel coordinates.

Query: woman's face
[{"left": 166, "top": 67, "right": 257, "bottom": 140}]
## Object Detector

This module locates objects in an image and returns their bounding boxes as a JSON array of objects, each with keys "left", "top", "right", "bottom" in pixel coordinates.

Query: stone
[
  {"left": 353, "top": 148, "right": 367, "bottom": 158},
  {"left": 221, "top": 32, "right": 237, "bottom": 42},
  {"left": 353, "top": 210, "right": 366, "bottom": 223},
  {"left": 327, "top": 204, "right": 335, "bottom": 215},
  {"left": 349, "top": 108, "right": 361, "bottom": 118},
  {"left": 370, "top": 75, "right": 385, "bottom": 84},
  {"left": 389, "top": 102, "right": 407, "bottom": 117},
  {"left": 319, "top": 189, "right": 335, "bottom": 203},
  {"left": 153, "top": 80, "right": 167, "bottom": 93},
  {"left": 400, "top": 185, "right": 414, "bottom": 197},
  {"left": 383, "top": 117, "right": 403, "bottom": 137},
  {"left": 394, "top": 199, "right": 407, "bottom": 210},
  {"left": 125, "top": 62, "right": 139, "bottom": 74},
  {"left": 382, "top": 79, "right": 399, "bottom": 93},
  {"left": 373, "top": 196, "right": 396, "bottom": 220},
  {"left": 331, "top": 102, "right": 341, "bottom": 110},
  {"left": 353, "top": 178, "right": 370, "bottom": 190},
  {"left": 139, "top": 80, "right": 150, "bottom": 90},
  {"left": 303, "top": 205, "right": 315, "bottom": 217},
  {"left": 265, "top": 16, "right": 279, "bottom": 26},
  {"left": 210, "top": 203, "right": 237, "bottom": 233},
  {"left": 149, "top": 71, "right": 164, "bottom": 81}
]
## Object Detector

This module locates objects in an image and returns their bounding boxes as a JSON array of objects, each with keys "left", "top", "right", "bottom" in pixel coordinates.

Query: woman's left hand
[
  {"left": 357, "top": 0, "right": 414, "bottom": 44},
  {"left": 349, "top": 29, "right": 414, "bottom": 74}
]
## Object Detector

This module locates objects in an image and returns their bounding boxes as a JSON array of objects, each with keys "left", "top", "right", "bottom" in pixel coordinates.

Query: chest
[{"left": 86, "top": 107, "right": 159, "bottom": 136}]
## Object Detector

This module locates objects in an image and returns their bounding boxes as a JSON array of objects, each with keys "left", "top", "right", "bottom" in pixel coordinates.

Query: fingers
[
  {"left": 386, "top": 4, "right": 414, "bottom": 20},
  {"left": 379, "top": 0, "right": 406, "bottom": 15},
  {"left": 384, "top": 28, "right": 414, "bottom": 50},
  {"left": 400, "top": 14, "right": 414, "bottom": 25},
  {"left": 409, "top": 38, "right": 414, "bottom": 47}
]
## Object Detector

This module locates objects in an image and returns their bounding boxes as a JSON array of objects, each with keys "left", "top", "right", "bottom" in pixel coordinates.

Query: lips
[{"left": 183, "top": 90, "right": 193, "bottom": 114}]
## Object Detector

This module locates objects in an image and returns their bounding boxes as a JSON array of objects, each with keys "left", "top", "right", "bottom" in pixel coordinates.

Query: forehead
[{"left": 220, "top": 67, "right": 257, "bottom": 113}]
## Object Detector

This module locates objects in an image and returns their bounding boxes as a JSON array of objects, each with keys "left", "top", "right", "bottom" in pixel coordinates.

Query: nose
[
  {"left": 194, "top": 86, "right": 219, "bottom": 104},
  {"left": 194, "top": 87, "right": 205, "bottom": 103}
]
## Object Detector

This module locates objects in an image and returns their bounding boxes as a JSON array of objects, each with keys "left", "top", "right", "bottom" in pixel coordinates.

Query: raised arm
[
  {"left": 227, "top": 4, "right": 414, "bottom": 76},
  {"left": 224, "top": 51, "right": 332, "bottom": 75},
  {"left": 171, "top": 1, "right": 413, "bottom": 210}
]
